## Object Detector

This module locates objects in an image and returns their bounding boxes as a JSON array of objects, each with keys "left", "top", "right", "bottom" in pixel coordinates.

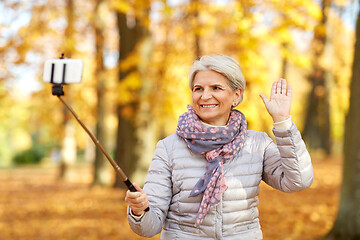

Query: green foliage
[{"left": 13, "top": 144, "right": 48, "bottom": 165}]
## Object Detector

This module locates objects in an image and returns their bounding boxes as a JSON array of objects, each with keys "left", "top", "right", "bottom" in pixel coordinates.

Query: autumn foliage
[{"left": 1, "top": 0, "right": 359, "bottom": 238}]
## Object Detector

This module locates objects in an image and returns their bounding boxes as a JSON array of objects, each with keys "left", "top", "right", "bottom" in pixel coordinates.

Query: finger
[
  {"left": 132, "top": 183, "right": 144, "bottom": 193},
  {"left": 276, "top": 80, "right": 281, "bottom": 94},
  {"left": 125, "top": 190, "right": 142, "bottom": 201},
  {"left": 128, "top": 183, "right": 148, "bottom": 204},
  {"left": 280, "top": 78, "right": 287, "bottom": 95},
  {"left": 287, "top": 84, "right": 292, "bottom": 97},
  {"left": 126, "top": 183, "right": 143, "bottom": 198},
  {"left": 126, "top": 193, "right": 145, "bottom": 207},
  {"left": 130, "top": 199, "right": 147, "bottom": 208},
  {"left": 125, "top": 190, "right": 133, "bottom": 204},
  {"left": 270, "top": 81, "right": 276, "bottom": 97},
  {"left": 128, "top": 189, "right": 149, "bottom": 213},
  {"left": 125, "top": 190, "right": 138, "bottom": 202},
  {"left": 259, "top": 94, "right": 269, "bottom": 106}
]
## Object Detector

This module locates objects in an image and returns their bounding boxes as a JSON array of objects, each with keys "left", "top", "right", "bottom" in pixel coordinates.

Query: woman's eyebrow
[
  {"left": 210, "top": 83, "right": 225, "bottom": 87},
  {"left": 193, "top": 83, "right": 226, "bottom": 88}
]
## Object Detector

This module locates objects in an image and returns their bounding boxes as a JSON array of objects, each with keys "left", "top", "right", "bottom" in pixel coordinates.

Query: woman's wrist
[
  {"left": 131, "top": 209, "right": 145, "bottom": 216},
  {"left": 130, "top": 208, "right": 145, "bottom": 220},
  {"left": 272, "top": 114, "right": 290, "bottom": 123},
  {"left": 272, "top": 116, "right": 292, "bottom": 130}
]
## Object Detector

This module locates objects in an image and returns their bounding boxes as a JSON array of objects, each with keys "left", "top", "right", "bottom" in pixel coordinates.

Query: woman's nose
[{"left": 201, "top": 89, "right": 212, "bottom": 100}]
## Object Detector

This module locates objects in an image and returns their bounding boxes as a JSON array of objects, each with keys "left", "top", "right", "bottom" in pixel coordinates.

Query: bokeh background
[{"left": 1, "top": 0, "right": 359, "bottom": 239}]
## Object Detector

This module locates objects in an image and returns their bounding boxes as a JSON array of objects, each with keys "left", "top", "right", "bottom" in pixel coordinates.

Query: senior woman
[{"left": 125, "top": 55, "right": 313, "bottom": 239}]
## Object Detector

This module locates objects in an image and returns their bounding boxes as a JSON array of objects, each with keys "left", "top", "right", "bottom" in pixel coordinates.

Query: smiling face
[{"left": 192, "top": 70, "right": 242, "bottom": 126}]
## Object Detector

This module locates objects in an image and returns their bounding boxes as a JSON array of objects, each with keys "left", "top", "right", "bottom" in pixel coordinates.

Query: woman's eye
[
  {"left": 214, "top": 86, "right": 222, "bottom": 90},
  {"left": 193, "top": 87, "right": 201, "bottom": 92}
]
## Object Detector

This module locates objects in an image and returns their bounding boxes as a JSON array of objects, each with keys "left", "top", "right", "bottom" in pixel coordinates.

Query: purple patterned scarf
[{"left": 176, "top": 105, "right": 247, "bottom": 227}]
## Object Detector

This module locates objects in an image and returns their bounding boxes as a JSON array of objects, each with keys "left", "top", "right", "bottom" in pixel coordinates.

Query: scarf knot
[{"left": 176, "top": 105, "right": 247, "bottom": 227}]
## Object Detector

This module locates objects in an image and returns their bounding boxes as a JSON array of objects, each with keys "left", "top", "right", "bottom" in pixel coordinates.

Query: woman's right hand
[
  {"left": 125, "top": 183, "right": 149, "bottom": 216},
  {"left": 259, "top": 78, "right": 292, "bottom": 123}
]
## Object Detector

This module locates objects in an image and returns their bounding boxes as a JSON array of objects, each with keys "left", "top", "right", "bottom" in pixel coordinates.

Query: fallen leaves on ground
[
  {"left": 259, "top": 157, "right": 341, "bottom": 239},
  {"left": 0, "top": 157, "right": 341, "bottom": 240}
]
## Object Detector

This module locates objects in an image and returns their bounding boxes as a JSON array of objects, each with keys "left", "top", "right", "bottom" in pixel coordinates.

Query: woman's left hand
[{"left": 260, "top": 78, "right": 292, "bottom": 123}]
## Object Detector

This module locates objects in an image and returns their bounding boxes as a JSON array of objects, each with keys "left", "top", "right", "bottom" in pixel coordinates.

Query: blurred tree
[
  {"left": 112, "top": 0, "right": 152, "bottom": 188},
  {"left": 327, "top": 1, "right": 355, "bottom": 153},
  {"left": 58, "top": 0, "right": 78, "bottom": 180},
  {"left": 190, "top": 0, "right": 202, "bottom": 57},
  {"left": 0, "top": 0, "right": 101, "bottom": 169},
  {"left": 1, "top": 0, "right": 356, "bottom": 186},
  {"left": 146, "top": 1, "right": 193, "bottom": 140},
  {"left": 325, "top": 3, "right": 360, "bottom": 239},
  {"left": 302, "top": 0, "right": 332, "bottom": 155},
  {"left": 0, "top": 0, "right": 70, "bottom": 165},
  {"left": 214, "top": 0, "right": 313, "bottom": 130},
  {"left": 92, "top": 0, "right": 110, "bottom": 186}
]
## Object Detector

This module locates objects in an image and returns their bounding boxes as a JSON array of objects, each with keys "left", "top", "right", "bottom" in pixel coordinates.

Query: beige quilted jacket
[{"left": 127, "top": 123, "right": 313, "bottom": 240}]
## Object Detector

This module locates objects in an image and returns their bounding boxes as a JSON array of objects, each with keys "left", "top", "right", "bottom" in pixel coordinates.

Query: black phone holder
[
  {"left": 51, "top": 53, "right": 66, "bottom": 96},
  {"left": 52, "top": 84, "right": 64, "bottom": 96}
]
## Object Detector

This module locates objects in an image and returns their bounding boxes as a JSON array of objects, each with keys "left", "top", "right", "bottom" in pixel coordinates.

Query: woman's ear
[{"left": 233, "top": 89, "right": 243, "bottom": 107}]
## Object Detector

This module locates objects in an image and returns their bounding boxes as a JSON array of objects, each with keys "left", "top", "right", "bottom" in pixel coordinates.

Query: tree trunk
[
  {"left": 131, "top": 34, "right": 154, "bottom": 185},
  {"left": 302, "top": 0, "right": 332, "bottom": 155},
  {"left": 58, "top": 0, "right": 77, "bottom": 180},
  {"left": 281, "top": 42, "right": 289, "bottom": 79},
  {"left": 113, "top": 3, "right": 150, "bottom": 188},
  {"left": 324, "top": 4, "right": 360, "bottom": 239},
  {"left": 92, "top": 0, "right": 110, "bottom": 186},
  {"left": 191, "top": 0, "right": 202, "bottom": 58}
]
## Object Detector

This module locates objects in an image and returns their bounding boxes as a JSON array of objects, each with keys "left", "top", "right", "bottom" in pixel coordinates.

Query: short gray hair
[{"left": 189, "top": 55, "right": 246, "bottom": 104}]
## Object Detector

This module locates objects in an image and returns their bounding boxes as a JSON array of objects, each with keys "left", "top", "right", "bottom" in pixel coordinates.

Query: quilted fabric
[{"left": 127, "top": 123, "right": 313, "bottom": 240}]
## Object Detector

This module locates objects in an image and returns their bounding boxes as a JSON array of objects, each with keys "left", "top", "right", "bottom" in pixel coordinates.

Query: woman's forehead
[{"left": 193, "top": 70, "right": 230, "bottom": 85}]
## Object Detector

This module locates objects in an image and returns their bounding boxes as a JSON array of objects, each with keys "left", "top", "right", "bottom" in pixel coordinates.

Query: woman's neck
[{"left": 200, "top": 121, "right": 227, "bottom": 127}]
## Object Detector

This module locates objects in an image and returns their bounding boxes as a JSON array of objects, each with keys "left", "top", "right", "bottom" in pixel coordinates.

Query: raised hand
[
  {"left": 259, "top": 78, "right": 292, "bottom": 123},
  {"left": 125, "top": 183, "right": 149, "bottom": 216}
]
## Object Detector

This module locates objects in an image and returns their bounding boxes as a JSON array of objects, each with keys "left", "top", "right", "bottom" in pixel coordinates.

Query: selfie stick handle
[{"left": 57, "top": 95, "right": 137, "bottom": 192}]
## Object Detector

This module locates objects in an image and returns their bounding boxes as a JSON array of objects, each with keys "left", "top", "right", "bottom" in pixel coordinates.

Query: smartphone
[{"left": 43, "top": 58, "right": 83, "bottom": 84}]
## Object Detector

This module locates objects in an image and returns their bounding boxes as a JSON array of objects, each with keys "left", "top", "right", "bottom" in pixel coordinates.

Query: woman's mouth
[{"left": 201, "top": 104, "right": 217, "bottom": 108}]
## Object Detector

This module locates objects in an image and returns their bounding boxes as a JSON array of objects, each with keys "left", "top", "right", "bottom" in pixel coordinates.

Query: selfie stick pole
[
  {"left": 52, "top": 85, "right": 139, "bottom": 193},
  {"left": 48, "top": 54, "right": 148, "bottom": 211}
]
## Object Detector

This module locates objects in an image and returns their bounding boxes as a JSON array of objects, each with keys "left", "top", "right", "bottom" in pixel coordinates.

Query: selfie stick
[
  {"left": 49, "top": 56, "right": 149, "bottom": 210},
  {"left": 53, "top": 89, "right": 138, "bottom": 192}
]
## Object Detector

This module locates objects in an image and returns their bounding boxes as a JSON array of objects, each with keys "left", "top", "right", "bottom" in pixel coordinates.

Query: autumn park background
[{"left": 1, "top": 0, "right": 360, "bottom": 239}]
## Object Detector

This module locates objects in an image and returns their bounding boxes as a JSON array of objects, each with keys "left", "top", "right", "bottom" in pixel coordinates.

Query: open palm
[{"left": 260, "top": 78, "right": 292, "bottom": 123}]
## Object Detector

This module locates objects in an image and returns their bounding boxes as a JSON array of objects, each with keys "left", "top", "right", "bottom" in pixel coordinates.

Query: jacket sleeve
[
  {"left": 127, "top": 139, "right": 173, "bottom": 237},
  {"left": 262, "top": 122, "right": 314, "bottom": 192}
]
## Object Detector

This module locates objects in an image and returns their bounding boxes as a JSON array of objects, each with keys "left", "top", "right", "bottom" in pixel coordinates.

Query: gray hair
[{"left": 189, "top": 55, "right": 246, "bottom": 104}]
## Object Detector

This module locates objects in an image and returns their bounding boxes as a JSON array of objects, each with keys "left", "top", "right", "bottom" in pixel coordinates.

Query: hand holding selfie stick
[{"left": 44, "top": 55, "right": 149, "bottom": 210}]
